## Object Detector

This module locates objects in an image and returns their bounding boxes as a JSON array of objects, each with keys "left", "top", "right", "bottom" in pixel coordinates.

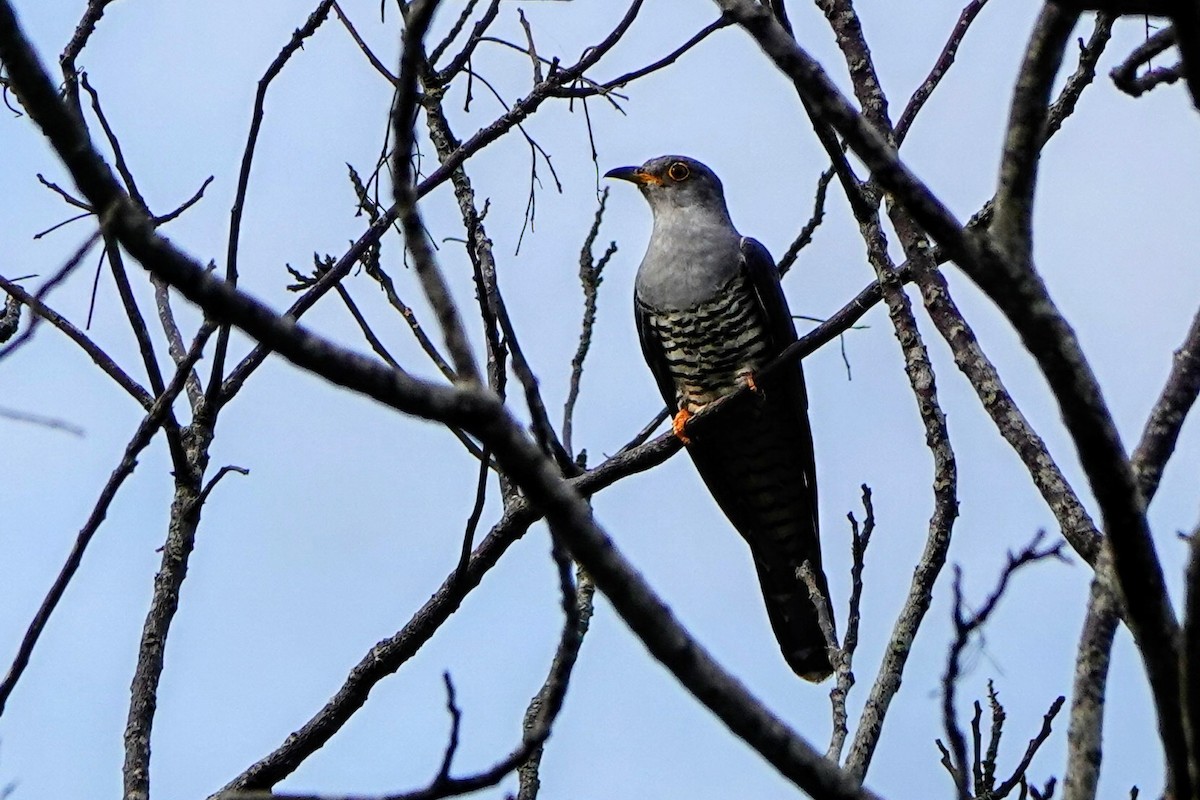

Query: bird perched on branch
[{"left": 606, "top": 155, "right": 833, "bottom": 681}]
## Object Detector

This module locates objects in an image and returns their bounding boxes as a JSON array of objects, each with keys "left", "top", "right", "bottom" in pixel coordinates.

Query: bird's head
[{"left": 604, "top": 155, "right": 727, "bottom": 215}]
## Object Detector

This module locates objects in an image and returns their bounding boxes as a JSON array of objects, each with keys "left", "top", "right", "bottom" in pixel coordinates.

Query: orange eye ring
[{"left": 667, "top": 162, "right": 690, "bottom": 182}]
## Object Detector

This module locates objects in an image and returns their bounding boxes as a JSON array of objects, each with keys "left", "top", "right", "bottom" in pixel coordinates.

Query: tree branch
[{"left": 0, "top": 326, "right": 212, "bottom": 719}]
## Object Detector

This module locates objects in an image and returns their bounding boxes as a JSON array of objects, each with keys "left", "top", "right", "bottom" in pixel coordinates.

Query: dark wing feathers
[
  {"left": 740, "top": 238, "right": 800, "bottom": 351},
  {"left": 738, "top": 237, "right": 818, "bottom": 533}
]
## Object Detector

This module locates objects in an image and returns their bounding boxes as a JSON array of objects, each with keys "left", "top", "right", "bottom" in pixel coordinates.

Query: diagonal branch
[
  {"left": 562, "top": 192, "right": 616, "bottom": 460},
  {"left": 0, "top": 325, "right": 212, "bottom": 719},
  {"left": 392, "top": 0, "right": 481, "bottom": 385},
  {"left": 0, "top": 268, "right": 151, "bottom": 407},
  {"left": 208, "top": 0, "right": 336, "bottom": 406},
  {"left": 895, "top": 0, "right": 991, "bottom": 145},
  {"left": 1131, "top": 304, "right": 1200, "bottom": 502}
]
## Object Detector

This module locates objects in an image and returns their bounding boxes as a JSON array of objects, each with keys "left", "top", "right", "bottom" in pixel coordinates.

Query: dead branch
[{"left": 0, "top": 327, "right": 212, "bottom": 718}]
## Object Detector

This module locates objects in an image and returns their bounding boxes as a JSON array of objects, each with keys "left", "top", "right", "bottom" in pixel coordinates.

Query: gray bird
[{"left": 606, "top": 155, "right": 833, "bottom": 681}]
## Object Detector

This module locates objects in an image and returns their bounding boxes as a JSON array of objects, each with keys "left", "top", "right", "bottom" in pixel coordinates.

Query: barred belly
[{"left": 644, "top": 273, "right": 772, "bottom": 411}]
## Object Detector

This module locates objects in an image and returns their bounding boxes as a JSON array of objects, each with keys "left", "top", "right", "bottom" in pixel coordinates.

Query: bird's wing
[
  {"left": 737, "top": 236, "right": 820, "bottom": 542},
  {"left": 739, "top": 238, "right": 803, "bottom": 384},
  {"left": 634, "top": 295, "right": 680, "bottom": 412}
]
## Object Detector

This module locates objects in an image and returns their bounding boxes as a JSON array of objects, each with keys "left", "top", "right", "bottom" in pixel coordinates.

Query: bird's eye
[{"left": 667, "top": 162, "right": 690, "bottom": 182}]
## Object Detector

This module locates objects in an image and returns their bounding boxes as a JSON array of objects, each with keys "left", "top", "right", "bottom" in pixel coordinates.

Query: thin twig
[
  {"left": 0, "top": 406, "right": 85, "bottom": 436},
  {"left": 208, "top": 0, "right": 336, "bottom": 407},
  {"left": 0, "top": 267, "right": 150, "bottom": 406},
  {"left": 392, "top": 0, "right": 481, "bottom": 385},
  {"left": 777, "top": 166, "right": 834, "bottom": 277},
  {"left": 828, "top": 486, "right": 874, "bottom": 763},
  {"left": 516, "top": 553, "right": 594, "bottom": 800},
  {"left": 332, "top": 0, "right": 397, "bottom": 83},
  {"left": 895, "top": 0, "right": 991, "bottom": 145},
  {"left": 1111, "top": 25, "right": 1178, "bottom": 96},
  {"left": 550, "top": 14, "right": 734, "bottom": 99},
  {"left": 0, "top": 230, "right": 102, "bottom": 362},
  {"left": 940, "top": 532, "right": 1067, "bottom": 799},
  {"left": 562, "top": 191, "right": 615, "bottom": 458}
]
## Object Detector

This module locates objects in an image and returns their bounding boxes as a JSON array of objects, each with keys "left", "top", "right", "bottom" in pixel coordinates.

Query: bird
[{"left": 606, "top": 155, "right": 833, "bottom": 681}]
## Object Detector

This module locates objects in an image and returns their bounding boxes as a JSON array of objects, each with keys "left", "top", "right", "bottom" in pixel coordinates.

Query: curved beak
[{"left": 604, "top": 166, "right": 659, "bottom": 185}]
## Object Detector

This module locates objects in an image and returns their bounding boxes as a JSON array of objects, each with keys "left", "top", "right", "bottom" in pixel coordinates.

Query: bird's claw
[
  {"left": 672, "top": 408, "right": 692, "bottom": 445},
  {"left": 738, "top": 370, "right": 761, "bottom": 394}
]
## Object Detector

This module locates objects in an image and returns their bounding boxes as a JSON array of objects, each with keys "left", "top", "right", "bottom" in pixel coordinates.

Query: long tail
[
  {"left": 752, "top": 540, "right": 833, "bottom": 681},
  {"left": 687, "top": 384, "right": 834, "bottom": 681}
]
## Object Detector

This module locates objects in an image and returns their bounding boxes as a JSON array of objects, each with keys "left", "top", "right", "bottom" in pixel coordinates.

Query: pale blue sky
[{"left": 2, "top": 2, "right": 1197, "bottom": 798}]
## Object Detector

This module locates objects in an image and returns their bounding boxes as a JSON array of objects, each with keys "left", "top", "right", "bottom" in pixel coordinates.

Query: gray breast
[{"left": 640, "top": 271, "right": 772, "bottom": 410}]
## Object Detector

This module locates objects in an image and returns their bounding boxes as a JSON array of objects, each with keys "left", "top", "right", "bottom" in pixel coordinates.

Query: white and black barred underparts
[{"left": 642, "top": 271, "right": 773, "bottom": 411}]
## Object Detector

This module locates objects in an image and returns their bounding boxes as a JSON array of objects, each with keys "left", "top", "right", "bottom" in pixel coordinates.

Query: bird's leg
[
  {"left": 736, "top": 368, "right": 763, "bottom": 399},
  {"left": 672, "top": 408, "right": 693, "bottom": 445}
]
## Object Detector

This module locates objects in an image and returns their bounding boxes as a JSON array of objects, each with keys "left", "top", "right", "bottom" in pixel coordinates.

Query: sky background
[{"left": 2, "top": 1, "right": 1198, "bottom": 798}]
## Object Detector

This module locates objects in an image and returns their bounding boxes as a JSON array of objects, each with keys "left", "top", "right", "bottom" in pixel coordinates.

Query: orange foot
[
  {"left": 738, "top": 370, "right": 761, "bottom": 393},
  {"left": 672, "top": 408, "right": 693, "bottom": 445}
]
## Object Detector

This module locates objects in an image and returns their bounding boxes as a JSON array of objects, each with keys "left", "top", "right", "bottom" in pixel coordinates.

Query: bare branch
[
  {"left": 102, "top": 240, "right": 171, "bottom": 398},
  {"left": 777, "top": 166, "right": 834, "bottom": 277},
  {"left": 0, "top": 230, "right": 102, "bottom": 362},
  {"left": 989, "top": 10, "right": 1188, "bottom": 792},
  {"left": 434, "top": 673, "right": 463, "bottom": 784},
  {"left": 940, "top": 532, "right": 1068, "bottom": 798},
  {"left": 912, "top": 264, "right": 1102, "bottom": 564},
  {"left": 550, "top": 15, "right": 734, "bottom": 99},
  {"left": 333, "top": 0, "right": 397, "bottom": 83},
  {"left": 992, "top": 6, "right": 1078, "bottom": 261},
  {"left": 563, "top": 191, "right": 616, "bottom": 458},
  {"left": 1063, "top": 570, "right": 1121, "bottom": 800},
  {"left": 336, "top": 282, "right": 403, "bottom": 369},
  {"left": 0, "top": 266, "right": 152, "bottom": 407},
  {"left": 1112, "top": 25, "right": 1177, "bottom": 91},
  {"left": 1131, "top": 304, "right": 1200, "bottom": 502},
  {"left": 1185, "top": 529, "right": 1200, "bottom": 793},
  {"left": 0, "top": 405, "right": 84, "bottom": 436},
  {"left": 225, "top": 547, "right": 588, "bottom": 800},
  {"left": 0, "top": 326, "right": 212, "bottom": 718},
  {"left": 995, "top": 695, "right": 1066, "bottom": 797},
  {"left": 1044, "top": 15, "right": 1114, "bottom": 142},
  {"left": 422, "top": 99, "right": 573, "bottom": 471},
  {"left": 516, "top": 556, "right": 594, "bottom": 800},
  {"left": 392, "top": 0, "right": 481, "bottom": 385},
  {"left": 800, "top": 561, "right": 840, "bottom": 656},
  {"left": 151, "top": 175, "right": 215, "bottom": 226},
  {"left": 895, "top": 0, "right": 991, "bottom": 145},
  {"left": 59, "top": 0, "right": 118, "bottom": 107},
  {"left": 123, "top": 398, "right": 220, "bottom": 799},
  {"left": 429, "top": 0, "right": 501, "bottom": 85},
  {"left": 828, "top": 486, "right": 875, "bottom": 763},
  {"left": 451, "top": 450, "right": 491, "bottom": 588},
  {"left": 36, "top": 172, "right": 92, "bottom": 211},
  {"left": 79, "top": 71, "right": 148, "bottom": 211},
  {"left": 208, "top": 0, "right": 336, "bottom": 406},
  {"left": 814, "top": 0, "right": 891, "bottom": 132}
]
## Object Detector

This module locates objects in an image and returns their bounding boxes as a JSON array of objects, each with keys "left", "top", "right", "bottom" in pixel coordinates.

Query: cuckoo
[{"left": 606, "top": 155, "right": 833, "bottom": 681}]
